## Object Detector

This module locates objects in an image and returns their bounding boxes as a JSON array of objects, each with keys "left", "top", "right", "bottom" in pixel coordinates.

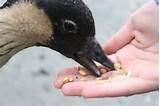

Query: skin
[{"left": 54, "top": 1, "right": 159, "bottom": 98}]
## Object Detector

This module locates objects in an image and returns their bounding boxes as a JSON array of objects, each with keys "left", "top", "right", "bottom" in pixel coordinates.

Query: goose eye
[{"left": 63, "top": 20, "right": 78, "bottom": 34}]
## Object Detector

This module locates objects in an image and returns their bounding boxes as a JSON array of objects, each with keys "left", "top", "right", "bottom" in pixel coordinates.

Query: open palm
[{"left": 54, "top": 1, "right": 159, "bottom": 98}]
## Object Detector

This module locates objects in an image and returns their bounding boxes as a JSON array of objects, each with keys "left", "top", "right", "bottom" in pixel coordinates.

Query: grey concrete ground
[{"left": 0, "top": 0, "right": 158, "bottom": 106}]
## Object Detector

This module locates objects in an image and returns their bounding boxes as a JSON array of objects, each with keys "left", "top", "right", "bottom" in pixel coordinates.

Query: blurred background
[{"left": 0, "top": 0, "right": 158, "bottom": 106}]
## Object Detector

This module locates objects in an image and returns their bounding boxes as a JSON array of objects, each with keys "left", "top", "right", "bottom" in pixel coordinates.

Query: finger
[
  {"left": 103, "top": 20, "right": 134, "bottom": 55},
  {"left": 82, "top": 78, "right": 157, "bottom": 98},
  {"left": 61, "top": 73, "right": 157, "bottom": 97},
  {"left": 62, "top": 81, "right": 89, "bottom": 96},
  {"left": 54, "top": 74, "right": 95, "bottom": 89},
  {"left": 60, "top": 72, "right": 126, "bottom": 96},
  {"left": 60, "top": 76, "right": 124, "bottom": 97}
]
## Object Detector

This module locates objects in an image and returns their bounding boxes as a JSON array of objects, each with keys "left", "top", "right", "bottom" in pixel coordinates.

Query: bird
[{"left": 0, "top": 0, "right": 115, "bottom": 77}]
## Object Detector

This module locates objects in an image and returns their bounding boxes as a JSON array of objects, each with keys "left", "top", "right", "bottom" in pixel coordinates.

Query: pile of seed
[{"left": 62, "top": 63, "right": 129, "bottom": 84}]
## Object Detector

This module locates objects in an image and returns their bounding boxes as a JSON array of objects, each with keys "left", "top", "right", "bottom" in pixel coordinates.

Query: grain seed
[
  {"left": 100, "top": 68, "right": 107, "bottom": 74},
  {"left": 79, "top": 70, "right": 87, "bottom": 76},
  {"left": 63, "top": 77, "right": 74, "bottom": 84},
  {"left": 96, "top": 77, "right": 103, "bottom": 80},
  {"left": 114, "top": 63, "right": 122, "bottom": 70}
]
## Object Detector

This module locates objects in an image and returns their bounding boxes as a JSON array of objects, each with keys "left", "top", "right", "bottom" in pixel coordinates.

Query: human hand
[{"left": 54, "top": 1, "right": 159, "bottom": 98}]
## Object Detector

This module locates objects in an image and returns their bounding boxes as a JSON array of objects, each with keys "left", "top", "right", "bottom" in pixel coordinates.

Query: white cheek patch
[{"left": 0, "top": 1, "right": 53, "bottom": 67}]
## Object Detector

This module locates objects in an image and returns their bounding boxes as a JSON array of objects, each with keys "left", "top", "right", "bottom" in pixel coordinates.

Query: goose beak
[{"left": 72, "top": 38, "right": 115, "bottom": 77}]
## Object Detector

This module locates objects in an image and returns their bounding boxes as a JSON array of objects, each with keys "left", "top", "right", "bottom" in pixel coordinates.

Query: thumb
[{"left": 103, "top": 19, "right": 134, "bottom": 55}]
